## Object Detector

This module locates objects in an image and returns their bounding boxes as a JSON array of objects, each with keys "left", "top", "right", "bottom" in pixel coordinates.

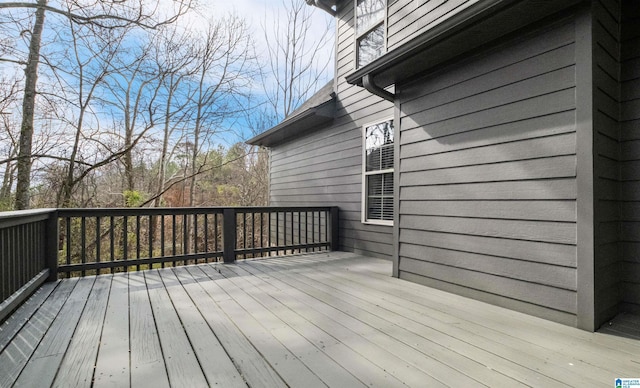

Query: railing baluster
[
  {"left": 148, "top": 214, "right": 153, "bottom": 270},
  {"left": 214, "top": 213, "right": 218, "bottom": 254},
  {"left": 96, "top": 217, "right": 101, "bottom": 272},
  {"left": 136, "top": 215, "right": 141, "bottom": 271},
  {"left": 194, "top": 213, "right": 199, "bottom": 259},
  {"left": 251, "top": 211, "right": 255, "bottom": 258},
  {"left": 311, "top": 211, "right": 315, "bottom": 252},
  {"left": 297, "top": 211, "right": 301, "bottom": 253},
  {"left": 259, "top": 212, "right": 264, "bottom": 257},
  {"left": 110, "top": 216, "right": 115, "bottom": 274},
  {"left": 172, "top": 214, "right": 177, "bottom": 267},
  {"left": 123, "top": 216, "right": 128, "bottom": 272},
  {"left": 160, "top": 214, "right": 165, "bottom": 268},
  {"left": 66, "top": 216, "right": 71, "bottom": 273},
  {"left": 1, "top": 229, "right": 7, "bottom": 300},
  {"left": 242, "top": 211, "right": 246, "bottom": 260},
  {"left": 81, "top": 216, "right": 86, "bottom": 277},
  {"left": 268, "top": 212, "right": 272, "bottom": 256},
  {"left": 183, "top": 214, "right": 188, "bottom": 263},
  {"left": 204, "top": 214, "right": 209, "bottom": 262},
  {"left": 305, "top": 211, "right": 309, "bottom": 253},
  {"left": 276, "top": 211, "right": 280, "bottom": 256},
  {"left": 324, "top": 210, "right": 328, "bottom": 251}
]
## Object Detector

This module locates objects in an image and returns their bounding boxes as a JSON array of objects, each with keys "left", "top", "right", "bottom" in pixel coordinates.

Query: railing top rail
[
  {"left": 56, "top": 206, "right": 336, "bottom": 217},
  {"left": 57, "top": 207, "right": 226, "bottom": 217},
  {"left": 233, "top": 206, "right": 336, "bottom": 213},
  {"left": 0, "top": 208, "right": 56, "bottom": 229}
]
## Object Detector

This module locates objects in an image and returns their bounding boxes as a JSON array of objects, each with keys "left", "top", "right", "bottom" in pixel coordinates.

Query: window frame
[
  {"left": 361, "top": 117, "right": 394, "bottom": 226},
  {"left": 354, "top": 0, "right": 387, "bottom": 69}
]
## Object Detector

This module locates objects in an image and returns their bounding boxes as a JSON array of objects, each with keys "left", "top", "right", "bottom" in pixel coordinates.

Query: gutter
[
  {"left": 363, "top": 74, "right": 394, "bottom": 102},
  {"left": 346, "top": 0, "right": 582, "bottom": 89},
  {"left": 305, "top": 0, "right": 336, "bottom": 16},
  {"left": 345, "top": 0, "right": 515, "bottom": 88}
]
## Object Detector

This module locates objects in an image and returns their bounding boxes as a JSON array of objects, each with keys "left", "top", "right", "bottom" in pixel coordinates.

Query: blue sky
[
  {"left": 0, "top": 1, "right": 335, "bottom": 157},
  {"left": 178, "top": 0, "right": 336, "bottom": 142}
]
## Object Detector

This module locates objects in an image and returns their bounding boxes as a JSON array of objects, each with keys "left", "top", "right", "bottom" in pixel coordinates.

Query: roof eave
[
  {"left": 246, "top": 99, "right": 335, "bottom": 147},
  {"left": 346, "top": 0, "right": 584, "bottom": 89}
]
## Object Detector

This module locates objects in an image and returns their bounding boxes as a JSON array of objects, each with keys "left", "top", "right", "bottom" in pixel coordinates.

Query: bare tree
[
  {"left": 13, "top": 0, "right": 46, "bottom": 209},
  {"left": 187, "top": 15, "right": 255, "bottom": 206},
  {"left": 54, "top": 16, "right": 124, "bottom": 207},
  {"left": 150, "top": 25, "right": 196, "bottom": 208},
  {"left": 1, "top": 0, "right": 192, "bottom": 209},
  {"left": 261, "top": 0, "right": 333, "bottom": 124},
  {"left": 104, "top": 41, "right": 162, "bottom": 198},
  {"left": 0, "top": 75, "right": 21, "bottom": 208}
]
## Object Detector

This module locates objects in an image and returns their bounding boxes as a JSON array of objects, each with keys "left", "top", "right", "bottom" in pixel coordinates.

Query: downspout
[
  {"left": 363, "top": 74, "right": 394, "bottom": 102},
  {"left": 305, "top": 0, "right": 336, "bottom": 16}
]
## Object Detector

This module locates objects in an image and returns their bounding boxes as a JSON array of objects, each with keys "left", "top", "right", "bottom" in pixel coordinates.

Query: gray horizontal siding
[
  {"left": 387, "top": 0, "right": 477, "bottom": 51},
  {"left": 396, "top": 17, "right": 578, "bottom": 326},
  {"left": 267, "top": 0, "right": 394, "bottom": 260},
  {"left": 620, "top": 1, "right": 640, "bottom": 313}
]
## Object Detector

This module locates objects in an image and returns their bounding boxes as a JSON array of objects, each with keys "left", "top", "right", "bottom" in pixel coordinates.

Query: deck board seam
[
  {"left": 219, "top": 263, "right": 373, "bottom": 388},
  {"left": 301, "top": 255, "right": 640, "bottom": 361},
  {"left": 226, "top": 261, "right": 412, "bottom": 388},
  {"left": 261, "top": 256, "right": 610, "bottom": 386},
  {"left": 237, "top": 259, "right": 454, "bottom": 387}
]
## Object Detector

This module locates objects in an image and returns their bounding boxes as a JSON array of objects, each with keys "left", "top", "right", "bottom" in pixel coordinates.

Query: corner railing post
[
  {"left": 223, "top": 208, "right": 236, "bottom": 263},
  {"left": 330, "top": 206, "right": 339, "bottom": 251},
  {"left": 45, "top": 209, "right": 59, "bottom": 282}
]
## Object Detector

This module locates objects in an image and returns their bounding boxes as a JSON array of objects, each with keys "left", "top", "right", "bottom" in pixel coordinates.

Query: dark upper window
[
  {"left": 356, "top": 0, "right": 385, "bottom": 68},
  {"left": 363, "top": 119, "right": 394, "bottom": 223}
]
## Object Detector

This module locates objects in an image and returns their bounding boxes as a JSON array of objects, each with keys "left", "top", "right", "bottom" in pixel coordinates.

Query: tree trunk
[
  {"left": 154, "top": 73, "right": 175, "bottom": 208},
  {"left": 0, "top": 159, "right": 15, "bottom": 207},
  {"left": 15, "top": 0, "right": 47, "bottom": 210}
]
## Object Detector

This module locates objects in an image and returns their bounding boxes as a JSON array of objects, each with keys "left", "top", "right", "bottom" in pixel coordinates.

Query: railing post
[
  {"left": 223, "top": 208, "right": 236, "bottom": 263},
  {"left": 45, "top": 210, "right": 59, "bottom": 282},
  {"left": 330, "top": 206, "right": 339, "bottom": 251}
]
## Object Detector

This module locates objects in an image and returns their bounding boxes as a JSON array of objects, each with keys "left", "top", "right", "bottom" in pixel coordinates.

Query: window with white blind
[
  {"left": 356, "top": 0, "right": 386, "bottom": 68},
  {"left": 362, "top": 119, "right": 394, "bottom": 224}
]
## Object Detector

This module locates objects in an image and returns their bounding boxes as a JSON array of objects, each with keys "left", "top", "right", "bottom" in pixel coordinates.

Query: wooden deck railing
[
  {"left": 0, "top": 206, "right": 339, "bottom": 320},
  {"left": 0, "top": 209, "right": 58, "bottom": 322}
]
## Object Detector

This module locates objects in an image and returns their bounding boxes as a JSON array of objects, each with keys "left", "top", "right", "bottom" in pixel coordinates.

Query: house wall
[
  {"left": 592, "top": 0, "right": 622, "bottom": 328},
  {"left": 268, "top": 0, "right": 395, "bottom": 259},
  {"left": 620, "top": 2, "right": 640, "bottom": 313},
  {"left": 387, "top": 0, "right": 477, "bottom": 51},
  {"left": 396, "top": 16, "right": 579, "bottom": 325}
]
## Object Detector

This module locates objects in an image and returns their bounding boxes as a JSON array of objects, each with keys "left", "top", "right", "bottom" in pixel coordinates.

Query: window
[
  {"left": 363, "top": 119, "right": 394, "bottom": 224},
  {"left": 356, "top": 0, "right": 386, "bottom": 68}
]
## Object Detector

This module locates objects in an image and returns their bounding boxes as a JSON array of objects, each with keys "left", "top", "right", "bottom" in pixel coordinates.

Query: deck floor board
[
  {"left": 53, "top": 276, "right": 111, "bottom": 387},
  {"left": 242, "top": 258, "right": 484, "bottom": 387},
  {"left": 1, "top": 252, "right": 639, "bottom": 388},
  {"left": 0, "top": 278, "right": 76, "bottom": 387},
  {"left": 0, "top": 281, "right": 57, "bottom": 354},
  {"left": 93, "top": 273, "right": 130, "bottom": 388},
  {"left": 15, "top": 276, "right": 93, "bottom": 387},
  {"left": 128, "top": 271, "right": 170, "bottom": 388},
  {"left": 309, "top": 255, "right": 640, "bottom": 372},
  {"left": 144, "top": 269, "right": 208, "bottom": 387},
  {"left": 159, "top": 267, "right": 245, "bottom": 387},
  {"left": 181, "top": 265, "right": 287, "bottom": 388},
  {"left": 270, "top": 255, "right": 612, "bottom": 386}
]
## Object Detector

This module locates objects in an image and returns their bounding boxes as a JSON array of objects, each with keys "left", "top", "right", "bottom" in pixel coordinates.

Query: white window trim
[
  {"left": 354, "top": 0, "right": 388, "bottom": 69},
  {"left": 361, "top": 117, "right": 394, "bottom": 226}
]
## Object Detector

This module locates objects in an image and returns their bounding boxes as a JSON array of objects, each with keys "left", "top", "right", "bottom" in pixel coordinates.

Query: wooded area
[{"left": 0, "top": 0, "right": 332, "bottom": 210}]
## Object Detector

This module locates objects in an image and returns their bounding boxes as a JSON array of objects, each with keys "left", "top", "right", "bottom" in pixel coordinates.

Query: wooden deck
[{"left": 1, "top": 252, "right": 639, "bottom": 387}]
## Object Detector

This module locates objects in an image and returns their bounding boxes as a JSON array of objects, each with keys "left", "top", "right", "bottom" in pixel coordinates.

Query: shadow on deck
[{"left": 1, "top": 252, "right": 639, "bottom": 387}]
